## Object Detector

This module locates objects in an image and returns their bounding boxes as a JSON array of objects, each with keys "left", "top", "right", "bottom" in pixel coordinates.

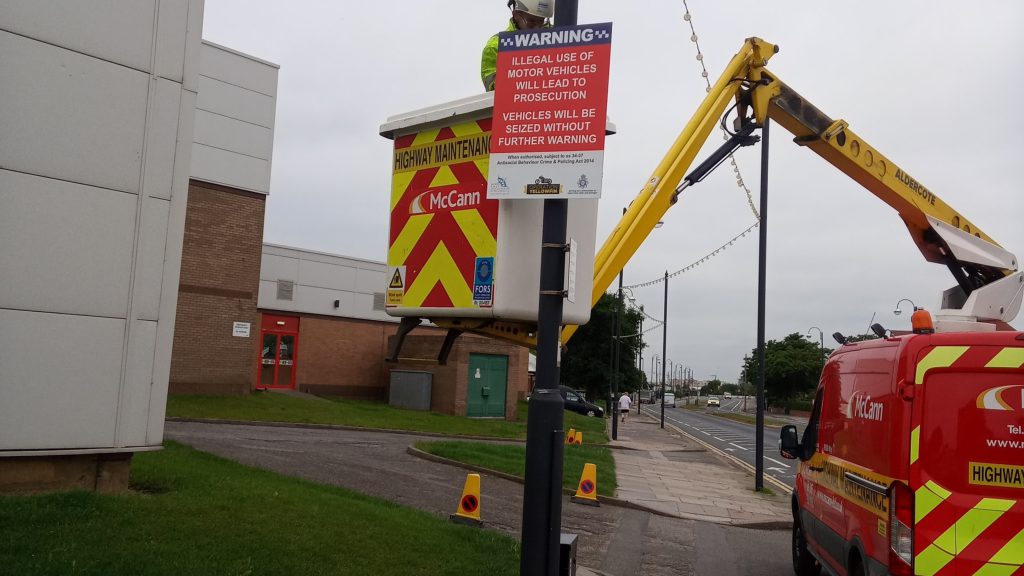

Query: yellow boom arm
[{"left": 451, "top": 37, "right": 1018, "bottom": 347}]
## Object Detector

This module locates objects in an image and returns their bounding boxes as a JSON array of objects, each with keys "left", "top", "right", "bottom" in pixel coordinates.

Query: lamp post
[
  {"left": 893, "top": 298, "right": 917, "bottom": 316},
  {"left": 638, "top": 303, "right": 643, "bottom": 415},
  {"left": 807, "top": 326, "right": 824, "bottom": 370},
  {"left": 661, "top": 270, "right": 668, "bottom": 429},
  {"left": 520, "top": 3, "right": 576, "bottom": 573}
]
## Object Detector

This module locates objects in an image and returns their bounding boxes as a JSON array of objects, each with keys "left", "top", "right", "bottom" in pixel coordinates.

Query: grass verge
[
  {"left": 415, "top": 441, "right": 617, "bottom": 497},
  {"left": 168, "top": 392, "right": 529, "bottom": 438},
  {"left": 168, "top": 392, "right": 610, "bottom": 443},
  {"left": 0, "top": 442, "right": 519, "bottom": 576}
]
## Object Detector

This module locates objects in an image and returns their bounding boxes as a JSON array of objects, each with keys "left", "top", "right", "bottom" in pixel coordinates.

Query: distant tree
[
  {"left": 560, "top": 293, "right": 644, "bottom": 403},
  {"left": 739, "top": 333, "right": 829, "bottom": 404},
  {"left": 700, "top": 378, "right": 723, "bottom": 396},
  {"left": 843, "top": 333, "right": 880, "bottom": 343}
]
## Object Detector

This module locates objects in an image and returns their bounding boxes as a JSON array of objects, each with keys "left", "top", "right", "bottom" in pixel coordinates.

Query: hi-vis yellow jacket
[{"left": 480, "top": 21, "right": 516, "bottom": 91}]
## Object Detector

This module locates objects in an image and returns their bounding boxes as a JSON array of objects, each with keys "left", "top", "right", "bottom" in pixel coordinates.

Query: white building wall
[
  {"left": 258, "top": 244, "right": 396, "bottom": 324},
  {"left": 191, "top": 41, "right": 278, "bottom": 194},
  {"left": 0, "top": 1, "right": 204, "bottom": 453}
]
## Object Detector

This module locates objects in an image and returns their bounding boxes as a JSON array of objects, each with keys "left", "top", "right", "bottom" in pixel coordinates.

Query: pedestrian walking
[{"left": 618, "top": 391, "right": 632, "bottom": 424}]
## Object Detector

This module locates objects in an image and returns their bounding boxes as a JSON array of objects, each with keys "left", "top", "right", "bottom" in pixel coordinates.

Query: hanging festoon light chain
[
  {"left": 625, "top": 221, "right": 759, "bottom": 290},
  {"left": 681, "top": 0, "right": 761, "bottom": 222}
]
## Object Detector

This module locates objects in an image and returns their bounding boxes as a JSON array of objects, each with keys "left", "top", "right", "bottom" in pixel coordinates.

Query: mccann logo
[
  {"left": 976, "top": 385, "right": 1024, "bottom": 411},
  {"left": 409, "top": 186, "right": 483, "bottom": 215},
  {"left": 847, "top": 391, "right": 884, "bottom": 421}
]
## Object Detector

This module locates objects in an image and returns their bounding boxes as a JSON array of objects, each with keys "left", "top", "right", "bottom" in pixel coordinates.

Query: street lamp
[
  {"left": 893, "top": 298, "right": 917, "bottom": 315},
  {"left": 807, "top": 326, "right": 824, "bottom": 369}
]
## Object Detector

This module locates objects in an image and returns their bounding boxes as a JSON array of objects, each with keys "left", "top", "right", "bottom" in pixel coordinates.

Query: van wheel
[
  {"left": 792, "top": 520, "right": 819, "bottom": 576},
  {"left": 848, "top": 557, "right": 865, "bottom": 576},
  {"left": 586, "top": 410, "right": 596, "bottom": 417}
]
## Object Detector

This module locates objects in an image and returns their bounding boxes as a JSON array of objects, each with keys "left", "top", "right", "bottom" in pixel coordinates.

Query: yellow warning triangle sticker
[{"left": 389, "top": 269, "right": 404, "bottom": 289}]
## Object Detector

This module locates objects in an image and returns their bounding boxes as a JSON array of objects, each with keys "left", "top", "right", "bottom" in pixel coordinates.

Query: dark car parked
[{"left": 558, "top": 386, "right": 604, "bottom": 417}]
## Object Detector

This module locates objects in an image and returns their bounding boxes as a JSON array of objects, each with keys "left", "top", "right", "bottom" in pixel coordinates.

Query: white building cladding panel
[
  {"left": 0, "top": 171, "right": 136, "bottom": 318},
  {"left": 0, "top": 0, "right": 160, "bottom": 74},
  {"left": 0, "top": 0, "right": 204, "bottom": 454},
  {"left": 190, "top": 41, "right": 278, "bottom": 194},
  {"left": 259, "top": 244, "right": 394, "bottom": 323},
  {"left": 0, "top": 310, "right": 125, "bottom": 450},
  {"left": 0, "top": 30, "right": 149, "bottom": 194}
]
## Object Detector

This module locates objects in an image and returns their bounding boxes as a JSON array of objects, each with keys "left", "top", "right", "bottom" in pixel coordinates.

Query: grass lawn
[
  {"left": 415, "top": 441, "right": 617, "bottom": 497},
  {"left": 0, "top": 442, "right": 519, "bottom": 576},
  {"left": 167, "top": 392, "right": 610, "bottom": 443}
]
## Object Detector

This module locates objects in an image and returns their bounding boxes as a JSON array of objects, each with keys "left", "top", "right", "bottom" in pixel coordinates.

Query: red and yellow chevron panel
[
  {"left": 388, "top": 119, "right": 498, "bottom": 310},
  {"left": 910, "top": 344, "right": 1024, "bottom": 575},
  {"left": 913, "top": 478, "right": 1022, "bottom": 576}
]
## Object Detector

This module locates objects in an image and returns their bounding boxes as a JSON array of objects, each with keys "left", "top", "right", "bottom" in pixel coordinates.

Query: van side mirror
[{"left": 779, "top": 425, "right": 801, "bottom": 460}]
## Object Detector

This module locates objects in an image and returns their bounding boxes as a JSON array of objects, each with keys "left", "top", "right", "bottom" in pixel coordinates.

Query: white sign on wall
[{"left": 232, "top": 322, "right": 251, "bottom": 338}]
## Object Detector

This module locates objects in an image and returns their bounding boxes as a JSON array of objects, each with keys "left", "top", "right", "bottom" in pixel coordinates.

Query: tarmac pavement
[{"left": 606, "top": 411, "right": 791, "bottom": 529}]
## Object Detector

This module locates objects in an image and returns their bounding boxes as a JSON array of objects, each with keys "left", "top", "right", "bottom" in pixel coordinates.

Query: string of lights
[
  {"left": 624, "top": 221, "right": 759, "bottom": 289},
  {"left": 620, "top": 2, "right": 763, "bottom": 291},
  {"left": 681, "top": 0, "right": 761, "bottom": 222}
]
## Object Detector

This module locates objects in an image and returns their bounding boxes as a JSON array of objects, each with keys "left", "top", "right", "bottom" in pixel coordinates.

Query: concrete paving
[{"left": 606, "top": 411, "right": 792, "bottom": 529}]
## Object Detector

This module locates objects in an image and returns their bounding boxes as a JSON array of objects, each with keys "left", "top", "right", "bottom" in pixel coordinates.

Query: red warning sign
[{"left": 487, "top": 23, "right": 613, "bottom": 199}]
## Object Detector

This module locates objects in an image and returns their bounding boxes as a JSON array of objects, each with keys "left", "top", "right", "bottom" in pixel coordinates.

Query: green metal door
[{"left": 466, "top": 354, "right": 508, "bottom": 418}]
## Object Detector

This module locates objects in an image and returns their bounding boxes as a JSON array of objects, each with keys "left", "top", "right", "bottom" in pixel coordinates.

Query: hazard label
[{"left": 386, "top": 266, "right": 406, "bottom": 307}]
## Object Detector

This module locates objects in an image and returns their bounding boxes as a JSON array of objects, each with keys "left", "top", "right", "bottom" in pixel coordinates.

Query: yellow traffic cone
[
  {"left": 449, "top": 473, "right": 482, "bottom": 526},
  {"left": 565, "top": 428, "right": 576, "bottom": 445},
  {"left": 572, "top": 431, "right": 583, "bottom": 445},
  {"left": 571, "top": 463, "right": 600, "bottom": 506}
]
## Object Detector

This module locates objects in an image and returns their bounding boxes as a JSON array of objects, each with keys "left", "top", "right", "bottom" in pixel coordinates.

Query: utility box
[
  {"left": 560, "top": 533, "right": 578, "bottom": 576},
  {"left": 388, "top": 370, "right": 433, "bottom": 411},
  {"left": 379, "top": 93, "right": 610, "bottom": 325}
]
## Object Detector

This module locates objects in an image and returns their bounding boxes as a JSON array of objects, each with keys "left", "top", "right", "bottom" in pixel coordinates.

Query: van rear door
[{"left": 912, "top": 344, "right": 1024, "bottom": 575}]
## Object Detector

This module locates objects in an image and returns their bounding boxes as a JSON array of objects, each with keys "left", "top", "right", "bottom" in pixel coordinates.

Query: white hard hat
[{"left": 509, "top": 0, "right": 554, "bottom": 18}]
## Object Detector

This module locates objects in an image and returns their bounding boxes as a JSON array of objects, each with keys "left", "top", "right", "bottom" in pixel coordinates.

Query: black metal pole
[
  {"left": 755, "top": 118, "right": 770, "bottom": 491},
  {"left": 521, "top": 198, "right": 568, "bottom": 576},
  {"left": 637, "top": 307, "right": 643, "bottom": 416},
  {"left": 520, "top": 5, "right": 575, "bottom": 575},
  {"left": 612, "top": 207, "right": 625, "bottom": 440},
  {"left": 660, "top": 270, "right": 668, "bottom": 429}
]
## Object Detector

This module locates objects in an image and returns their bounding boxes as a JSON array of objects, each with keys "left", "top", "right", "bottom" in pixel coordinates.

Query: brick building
[
  {"left": 169, "top": 182, "right": 266, "bottom": 395},
  {"left": 167, "top": 45, "right": 529, "bottom": 420},
  {"left": 253, "top": 245, "right": 530, "bottom": 419}
]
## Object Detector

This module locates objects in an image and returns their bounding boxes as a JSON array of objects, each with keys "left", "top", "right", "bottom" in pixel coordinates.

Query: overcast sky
[{"left": 202, "top": 1, "right": 1024, "bottom": 383}]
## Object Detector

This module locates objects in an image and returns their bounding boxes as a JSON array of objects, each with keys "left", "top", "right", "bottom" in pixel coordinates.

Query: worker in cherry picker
[{"left": 481, "top": 0, "right": 554, "bottom": 91}]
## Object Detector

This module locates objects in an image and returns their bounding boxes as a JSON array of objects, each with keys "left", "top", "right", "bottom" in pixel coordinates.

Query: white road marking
[
  {"left": 730, "top": 443, "right": 749, "bottom": 451},
  {"left": 763, "top": 456, "right": 791, "bottom": 468}
]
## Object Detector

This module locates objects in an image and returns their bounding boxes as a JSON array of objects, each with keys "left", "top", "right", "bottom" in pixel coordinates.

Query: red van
[{"left": 780, "top": 330, "right": 1023, "bottom": 576}]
